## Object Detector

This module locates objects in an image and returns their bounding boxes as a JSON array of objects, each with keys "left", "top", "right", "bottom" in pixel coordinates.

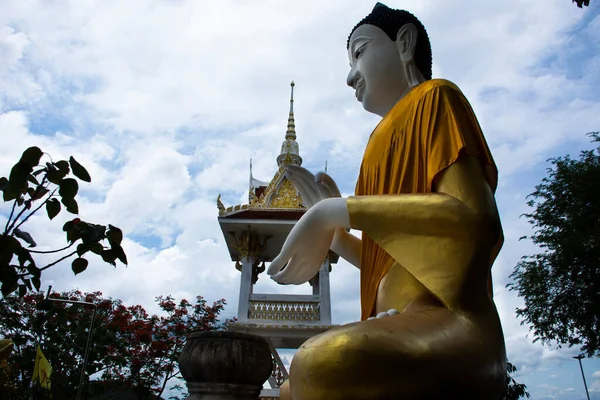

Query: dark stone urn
[{"left": 179, "top": 331, "right": 273, "bottom": 400}]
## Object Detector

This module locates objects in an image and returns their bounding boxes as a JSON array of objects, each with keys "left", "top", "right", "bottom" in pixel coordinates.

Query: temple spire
[
  {"left": 277, "top": 81, "right": 302, "bottom": 167},
  {"left": 286, "top": 81, "right": 296, "bottom": 140}
]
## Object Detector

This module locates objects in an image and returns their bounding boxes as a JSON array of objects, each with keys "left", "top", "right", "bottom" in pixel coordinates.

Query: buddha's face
[{"left": 347, "top": 24, "right": 408, "bottom": 117}]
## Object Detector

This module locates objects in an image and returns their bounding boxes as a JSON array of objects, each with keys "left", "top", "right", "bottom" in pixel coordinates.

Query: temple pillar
[
  {"left": 237, "top": 256, "right": 253, "bottom": 323},
  {"left": 319, "top": 258, "right": 332, "bottom": 324}
]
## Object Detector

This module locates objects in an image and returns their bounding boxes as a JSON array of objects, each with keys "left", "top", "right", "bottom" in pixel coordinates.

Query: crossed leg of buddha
[{"left": 279, "top": 268, "right": 506, "bottom": 400}]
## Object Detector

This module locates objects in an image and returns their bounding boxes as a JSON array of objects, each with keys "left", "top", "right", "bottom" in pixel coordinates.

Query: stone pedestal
[{"left": 179, "top": 331, "right": 273, "bottom": 400}]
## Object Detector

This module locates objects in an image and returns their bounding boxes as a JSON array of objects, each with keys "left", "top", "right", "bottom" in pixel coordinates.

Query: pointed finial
[
  {"left": 289, "top": 81, "right": 295, "bottom": 113},
  {"left": 286, "top": 81, "right": 296, "bottom": 140},
  {"left": 277, "top": 80, "right": 302, "bottom": 167},
  {"left": 325, "top": 160, "right": 328, "bottom": 174}
]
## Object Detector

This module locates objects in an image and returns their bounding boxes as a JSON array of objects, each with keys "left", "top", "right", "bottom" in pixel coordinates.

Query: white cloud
[{"left": 1, "top": 0, "right": 599, "bottom": 397}]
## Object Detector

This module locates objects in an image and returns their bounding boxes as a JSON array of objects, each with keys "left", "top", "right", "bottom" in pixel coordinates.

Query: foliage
[
  {"left": 0, "top": 147, "right": 127, "bottom": 298},
  {"left": 572, "top": 0, "right": 590, "bottom": 7},
  {"left": 502, "top": 362, "right": 530, "bottom": 400},
  {"left": 508, "top": 132, "right": 600, "bottom": 357},
  {"left": 0, "top": 289, "right": 233, "bottom": 399}
]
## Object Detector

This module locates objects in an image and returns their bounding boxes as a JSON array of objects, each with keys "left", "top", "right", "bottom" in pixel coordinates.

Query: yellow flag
[
  {"left": 0, "top": 339, "right": 14, "bottom": 361},
  {"left": 32, "top": 345, "right": 52, "bottom": 391}
]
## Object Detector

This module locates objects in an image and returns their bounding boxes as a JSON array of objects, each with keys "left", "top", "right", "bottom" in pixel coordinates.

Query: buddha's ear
[{"left": 396, "top": 23, "right": 418, "bottom": 63}]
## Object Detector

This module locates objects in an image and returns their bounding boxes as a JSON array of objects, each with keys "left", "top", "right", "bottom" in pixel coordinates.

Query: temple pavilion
[{"left": 216, "top": 82, "right": 338, "bottom": 399}]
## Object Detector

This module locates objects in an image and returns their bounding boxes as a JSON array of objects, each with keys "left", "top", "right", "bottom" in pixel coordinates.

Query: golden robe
[{"left": 349, "top": 79, "right": 501, "bottom": 320}]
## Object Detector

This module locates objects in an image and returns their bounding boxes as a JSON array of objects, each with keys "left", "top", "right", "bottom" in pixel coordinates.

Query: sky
[{"left": 0, "top": 0, "right": 599, "bottom": 398}]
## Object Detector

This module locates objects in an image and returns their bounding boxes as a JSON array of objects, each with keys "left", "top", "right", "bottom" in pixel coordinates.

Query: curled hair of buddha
[{"left": 347, "top": 2, "right": 433, "bottom": 80}]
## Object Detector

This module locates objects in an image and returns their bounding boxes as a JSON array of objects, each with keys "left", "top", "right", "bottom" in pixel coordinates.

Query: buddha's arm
[
  {"left": 331, "top": 228, "right": 361, "bottom": 269},
  {"left": 348, "top": 156, "right": 501, "bottom": 243}
]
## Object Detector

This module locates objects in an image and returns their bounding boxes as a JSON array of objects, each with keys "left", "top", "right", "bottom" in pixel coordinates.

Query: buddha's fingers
[
  {"left": 288, "top": 257, "right": 322, "bottom": 284},
  {"left": 273, "top": 254, "right": 314, "bottom": 284},
  {"left": 289, "top": 166, "right": 323, "bottom": 201},
  {"left": 315, "top": 172, "right": 342, "bottom": 198},
  {"left": 286, "top": 168, "right": 320, "bottom": 207},
  {"left": 267, "top": 251, "right": 291, "bottom": 275},
  {"left": 289, "top": 240, "right": 334, "bottom": 284},
  {"left": 316, "top": 182, "right": 332, "bottom": 199},
  {"left": 272, "top": 244, "right": 328, "bottom": 284},
  {"left": 289, "top": 166, "right": 326, "bottom": 195},
  {"left": 271, "top": 256, "right": 306, "bottom": 284}
]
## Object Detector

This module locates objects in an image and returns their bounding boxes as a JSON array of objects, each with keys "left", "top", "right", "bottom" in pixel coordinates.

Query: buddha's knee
[
  {"left": 289, "top": 311, "right": 506, "bottom": 399},
  {"left": 279, "top": 380, "right": 292, "bottom": 400},
  {"left": 289, "top": 322, "right": 420, "bottom": 399}
]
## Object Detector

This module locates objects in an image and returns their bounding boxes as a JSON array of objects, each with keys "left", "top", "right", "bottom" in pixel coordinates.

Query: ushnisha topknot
[{"left": 347, "top": 2, "right": 433, "bottom": 80}]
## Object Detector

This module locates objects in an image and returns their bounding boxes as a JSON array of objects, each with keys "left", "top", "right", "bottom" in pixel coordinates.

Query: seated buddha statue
[{"left": 267, "top": 3, "right": 507, "bottom": 399}]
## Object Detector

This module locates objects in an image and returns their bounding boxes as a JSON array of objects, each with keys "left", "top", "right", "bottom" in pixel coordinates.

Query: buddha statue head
[{"left": 347, "top": 2, "right": 432, "bottom": 117}]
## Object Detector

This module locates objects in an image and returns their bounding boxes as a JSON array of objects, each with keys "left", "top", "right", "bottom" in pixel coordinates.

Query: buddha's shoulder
[
  {"left": 415, "top": 79, "right": 464, "bottom": 97},
  {"left": 388, "top": 79, "right": 464, "bottom": 119}
]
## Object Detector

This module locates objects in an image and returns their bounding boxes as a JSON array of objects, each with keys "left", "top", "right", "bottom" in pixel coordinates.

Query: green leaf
[
  {"left": 77, "top": 243, "right": 89, "bottom": 257},
  {"left": 2, "top": 185, "right": 18, "bottom": 201},
  {"left": 112, "top": 244, "right": 128, "bottom": 265},
  {"left": 13, "top": 228, "right": 37, "bottom": 248},
  {"left": 63, "top": 220, "right": 75, "bottom": 232},
  {"left": 32, "top": 276, "right": 41, "bottom": 291},
  {"left": 1, "top": 281, "right": 18, "bottom": 297},
  {"left": 26, "top": 263, "right": 40, "bottom": 279},
  {"left": 55, "top": 160, "right": 70, "bottom": 174},
  {"left": 77, "top": 222, "right": 105, "bottom": 244},
  {"left": 0, "top": 264, "right": 18, "bottom": 284},
  {"left": 0, "top": 177, "right": 9, "bottom": 191},
  {"left": 61, "top": 197, "right": 79, "bottom": 214},
  {"left": 16, "top": 248, "right": 34, "bottom": 268},
  {"left": 89, "top": 243, "right": 103, "bottom": 255},
  {"left": 107, "top": 225, "right": 123, "bottom": 245},
  {"left": 59, "top": 178, "right": 78, "bottom": 199},
  {"left": 30, "top": 185, "right": 49, "bottom": 201},
  {"left": 46, "top": 198, "right": 61, "bottom": 220},
  {"left": 69, "top": 156, "right": 91, "bottom": 182},
  {"left": 27, "top": 174, "right": 39, "bottom": 185},
  {"left": 18, "top": 284, "right": 26, "bottom": 297},
  {"left": 66, "top": 226, "right": 82, "bottom": 243},
  {"left": 46, "top": 166, "right": 67, "bottom": 184},
  {"left": 9, "top": 161, "right": 32, "bottom": 192},
  {"left": 19, "top": 147, "right": 43, "bottom": 168},
  {"left": 72, "top": 257, "right": 88, "bottom": 275},
  {"left": 101, "top": 249, "right": 118, "bottom": 266},
  {"left": 0, "top": 235, "right": 21, "bottom": 266}
]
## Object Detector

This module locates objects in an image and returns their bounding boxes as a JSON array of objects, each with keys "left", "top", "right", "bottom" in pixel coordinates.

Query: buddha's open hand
[
  {"left": 267, "top": 197, "right": 350, "bottom": 284},
  {"left": 285, "top": 165, "right": 341, "bottom": 208}
]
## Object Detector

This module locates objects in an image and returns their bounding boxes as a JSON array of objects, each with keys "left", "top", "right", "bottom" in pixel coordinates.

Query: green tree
[
  {"left": 0, "top": 147, "right": 127, "bottom": 298},
  {"left": 0, "top": 289, "right": 232, "bottom": 399},
  {"left": 572, "top": 0, "right": 590, "bottom": 7},
  {"left": 508, "top": 132, "right": 600, "bottom": 357},
  {"left": 502, "top": 362, "right": 530, "bottom": 400}
]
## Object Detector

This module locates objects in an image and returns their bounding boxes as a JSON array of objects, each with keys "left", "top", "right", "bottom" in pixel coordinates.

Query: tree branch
[
  {"left": 12, "top": 189, "right": 57, "bottom": 234},
  {"left": 39, "top": 250, "right": 78, "bottom": 272},
  {"left": 4, "top": 199, "right": 18, "bottom": 233},
  {"left": 157, "top": 339, "right": 182, "bottom": 397},
  {"left": 6, "top": 176, "right": 49, "bottom": 234},
  {"left": 29, "top": 242, "right": 75, "bottom": 254}
]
